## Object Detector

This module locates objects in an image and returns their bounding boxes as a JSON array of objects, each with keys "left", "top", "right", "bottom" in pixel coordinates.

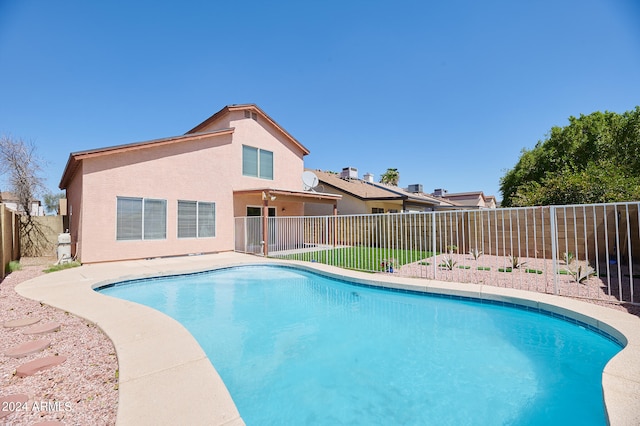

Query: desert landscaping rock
[{"left": 0, "top": 257, "right": 118, "bottom": 425}]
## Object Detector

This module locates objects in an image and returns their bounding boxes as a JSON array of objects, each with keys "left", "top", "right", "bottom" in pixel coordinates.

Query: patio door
[{"left": 246, "top": 206, "right": 276, "bottom": 250}]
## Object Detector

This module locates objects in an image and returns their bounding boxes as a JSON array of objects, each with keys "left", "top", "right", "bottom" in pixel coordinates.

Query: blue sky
[{"left": 1, "top": 0, "right": 639, "bottom": 201}]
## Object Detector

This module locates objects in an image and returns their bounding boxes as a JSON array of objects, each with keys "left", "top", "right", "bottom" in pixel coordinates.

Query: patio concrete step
[
  {"left": 4, "top": 339, "right": 51, "bottom": 358},
  {"left": 23, "top": 322, "right": 61, "bottom": 335},
  {"left": 0, "top": 393, "right": 29, "bottom": 419},
  {"left": 15, "top": 355, "right": 67, "bottom": 377},
  {"left": 3, "top": 317, "right": 41, "bottom": 328}
]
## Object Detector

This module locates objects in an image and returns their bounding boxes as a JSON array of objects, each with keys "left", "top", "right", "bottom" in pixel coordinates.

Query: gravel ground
[
  {"left": 396, "top": 253, "right": 640, "bottom": 316},
  {"left": 0, "top": 257, "right": 118, "bottom": 426}
]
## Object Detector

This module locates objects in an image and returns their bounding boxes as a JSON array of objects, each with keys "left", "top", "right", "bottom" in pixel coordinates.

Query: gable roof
[
  {"left": 59, "top": 128, "right": 234, "bottom": 189},
  {"left": 187, "top": 104, "right": 310, "bottom": 156}
]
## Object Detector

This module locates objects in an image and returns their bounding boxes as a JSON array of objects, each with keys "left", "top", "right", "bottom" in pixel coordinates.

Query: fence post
[
  {"left": 549, "top": 205, "right": 559, "bottom": 295},
  {"left": 432, "top": 211, "right": 437, "bottom": 280},
  {"left": 0, "top": 205, "right": 4, "bottom": 281}
]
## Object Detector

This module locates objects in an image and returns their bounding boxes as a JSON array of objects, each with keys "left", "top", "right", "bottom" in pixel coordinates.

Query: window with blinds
[
  {"left": 178, "top": 200, "right": 216, "bottom": 238},
  {"left": 242, "top": 145, "right": 273, "bottom": 180},
  {"left": 116, "top": 197, "right": 142, "bottom": 240},
  {"left": 116, "top": 197, "right": 166, "bottom": 241}
]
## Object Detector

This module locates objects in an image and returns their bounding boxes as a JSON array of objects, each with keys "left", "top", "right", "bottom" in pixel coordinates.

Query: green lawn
[{"left": 277, "top": 246, "right": 433, "bottom": 272}]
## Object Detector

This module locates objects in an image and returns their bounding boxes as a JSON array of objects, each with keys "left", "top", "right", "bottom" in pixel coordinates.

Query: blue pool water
[{"left": 98, "top": 265, "right": 621, "bottom": 425}]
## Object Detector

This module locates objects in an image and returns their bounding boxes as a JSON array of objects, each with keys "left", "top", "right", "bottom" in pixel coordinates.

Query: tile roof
[{"left": 309, "top": 170, "right": 457, "bottom": 207}]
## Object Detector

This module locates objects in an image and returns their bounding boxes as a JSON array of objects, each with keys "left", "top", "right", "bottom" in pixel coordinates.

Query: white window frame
[
  {"left": 242, "top": 145, "right": 273, "bottom": 180},
  {"left": 116, "top": 196, "right": 167, "bottom": 241},
  {"left": 177, "top": 200, "right": 216, "bottom": 239}
]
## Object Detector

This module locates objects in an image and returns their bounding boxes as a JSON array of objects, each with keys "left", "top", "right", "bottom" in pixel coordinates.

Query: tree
[
  {"left": 500, "top": 107, "right": 640, "bottom": 206},
  {"left": 0, "top": 135, "right": 49, "bottom": 255},
  {"left": 43, "top": 192, "right": 65, "bottom": 215},
  {"left": 380, "top": 168, "right": 400, "bottom": 186}
]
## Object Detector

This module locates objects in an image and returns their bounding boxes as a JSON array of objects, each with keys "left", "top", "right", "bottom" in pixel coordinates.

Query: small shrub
[
  {"left": 469, "top": 248, "right": 483, "bottom": 260},
  {"left": 569, "top": 263, "right": 596, "bottom": 283},
  {"left": 457, "top": 265, "right": 471, "bottom": 270},
  {"left": 507, "top": 255, "right": 527, "bottom": 269},
  {"left": 446, "top": 245, "right": 458, "bottom": 254},
  {"left": 563, "top": 252, "right": 574, "bottom": 265},
  {"left": 477, "top": 266, "right": 491, "bottom": 271},
  {"left": 7, "top": 261, "right": 21, "bottom": 273},
  {"left": 439, "top": 255, "right": 457, "bottom": 270},
  {"left": 498, "top": 267, "right": 513, "bottom": 273},
  {"left": 525, "top": 269, "right": 543, "bottom": 274}
]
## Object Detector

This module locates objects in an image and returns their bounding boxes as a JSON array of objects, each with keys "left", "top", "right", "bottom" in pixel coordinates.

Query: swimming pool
[{"left": 98, "top": 264, "right": 621, "bottom": 425}]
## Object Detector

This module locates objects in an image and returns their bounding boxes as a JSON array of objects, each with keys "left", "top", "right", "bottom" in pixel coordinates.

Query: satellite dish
[{"left": 302, "top": 171, "right": 320, "bottom": 191}]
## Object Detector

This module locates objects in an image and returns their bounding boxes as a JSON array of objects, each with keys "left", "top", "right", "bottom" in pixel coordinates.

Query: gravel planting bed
[
  {"left": 1, "top": 257, "right": 118, "bottom": 425},
  {"left": 396, "top": 253, "right": 640, "bottom": 316}
]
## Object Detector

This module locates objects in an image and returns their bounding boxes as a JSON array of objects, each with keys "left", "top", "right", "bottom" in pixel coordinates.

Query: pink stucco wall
[
  {"left": 67, "top": 110, "right": 307, "bottom": 263},
  {"left": 66, "top": 163, "right": 84, "bottom": 259}
]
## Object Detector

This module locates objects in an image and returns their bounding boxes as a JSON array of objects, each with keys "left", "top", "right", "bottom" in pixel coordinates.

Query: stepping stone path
[
  {"left": 3, "top": 317, "right": 41, "bottom": 328},
  {"left": 0, "top": 394, "right": 28, "bottom": 419},
  {"left": 4, "top": 338, "right": 51, "bottom": 358},
  {"left": 1, "top": 317, "right": 67, "bottom": 422},
  {"left": 23, "top": 321, "right": 61, "bottom": 335},
  {"left": 15, "top": 355, "right": 68, "bottom": 378}
]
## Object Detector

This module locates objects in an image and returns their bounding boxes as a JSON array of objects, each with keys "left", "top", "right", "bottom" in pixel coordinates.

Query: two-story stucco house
[{"left": 59, "top": 104, "right": 340, "bottom": 263}]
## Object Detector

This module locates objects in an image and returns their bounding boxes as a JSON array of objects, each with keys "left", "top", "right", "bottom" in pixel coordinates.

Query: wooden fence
[{"left": 0, "top": 204, "right": 20, "bottom": 281}]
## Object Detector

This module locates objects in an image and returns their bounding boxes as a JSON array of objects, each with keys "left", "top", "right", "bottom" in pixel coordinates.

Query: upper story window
[
  {"left": 242, "top": 145, "right": 273, "bottom": 180},
  {"left": 116, "top": 197, "right": 167, "bottom": 241}
]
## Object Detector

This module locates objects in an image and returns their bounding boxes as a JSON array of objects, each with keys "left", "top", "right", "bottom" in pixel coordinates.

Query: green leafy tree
[
  {"left": 43, "top": 192, "right": 65, "bottom": 215},
  {"left": 500, "top": 107, "right": 640, "bottom": 206},
  {"left": 380, "top": 168, "right": 400, "bottom": 186}
]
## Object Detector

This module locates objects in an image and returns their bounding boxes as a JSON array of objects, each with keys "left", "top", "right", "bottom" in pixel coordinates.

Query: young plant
[
  {"left": 446, "top": 244, "right": 458, "bottom": 254},
  {"left": 7, "top": 260, "right": 21, "bottom": 273},
  {"left": 440, "top": 255, "right": 457, "bottom": 270},
  {"left": 563, "top": 252, "right": 574, "bottom": 265},
  {"left": 569, "top": 263, "right": 596, "bottom": 283},
  {"left": 507, "top": 255, "right": 527, "bottom": 269},
  {"left": 469, "top": 248, "right": 483, "bottom": 260}
]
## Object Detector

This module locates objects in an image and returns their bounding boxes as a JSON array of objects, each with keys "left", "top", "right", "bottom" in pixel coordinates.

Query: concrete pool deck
[{"left": 15, "top": 252, "right": 640, "bottom": 426}]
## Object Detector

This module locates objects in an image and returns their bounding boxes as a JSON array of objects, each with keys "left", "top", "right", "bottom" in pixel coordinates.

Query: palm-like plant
[
  {"left": 508, "top": 254, "right": 527, "bottom": 269},
  {"left": 379, "top": 168, "right": 400, "bottom": 186}
]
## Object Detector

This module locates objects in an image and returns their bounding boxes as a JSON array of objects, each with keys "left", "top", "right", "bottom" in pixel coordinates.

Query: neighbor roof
[
  {"left": 187, "top": 104, "right": 310, "bottom": 156},
  {"left": 310, "top": 170, "right": 456, "bottom": 208}
]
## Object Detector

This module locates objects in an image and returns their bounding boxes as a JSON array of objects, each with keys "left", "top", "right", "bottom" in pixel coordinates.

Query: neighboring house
[
  {"left": 59, "top": 104, "right": 340, "bottom": 263},
  {"left": 432, "top": 189, "right": 497, "bottom": 209},
  {"left": 304, "top": 168, "right": 457, "bottom": 216},
  {"left": 0, "top": 192, "right": 45, "bottom": 216}
]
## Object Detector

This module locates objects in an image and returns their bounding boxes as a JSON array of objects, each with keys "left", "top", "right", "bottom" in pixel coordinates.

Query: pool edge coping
[{"left": 15, "top": 252, "right": 640, "bottom": 426}]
